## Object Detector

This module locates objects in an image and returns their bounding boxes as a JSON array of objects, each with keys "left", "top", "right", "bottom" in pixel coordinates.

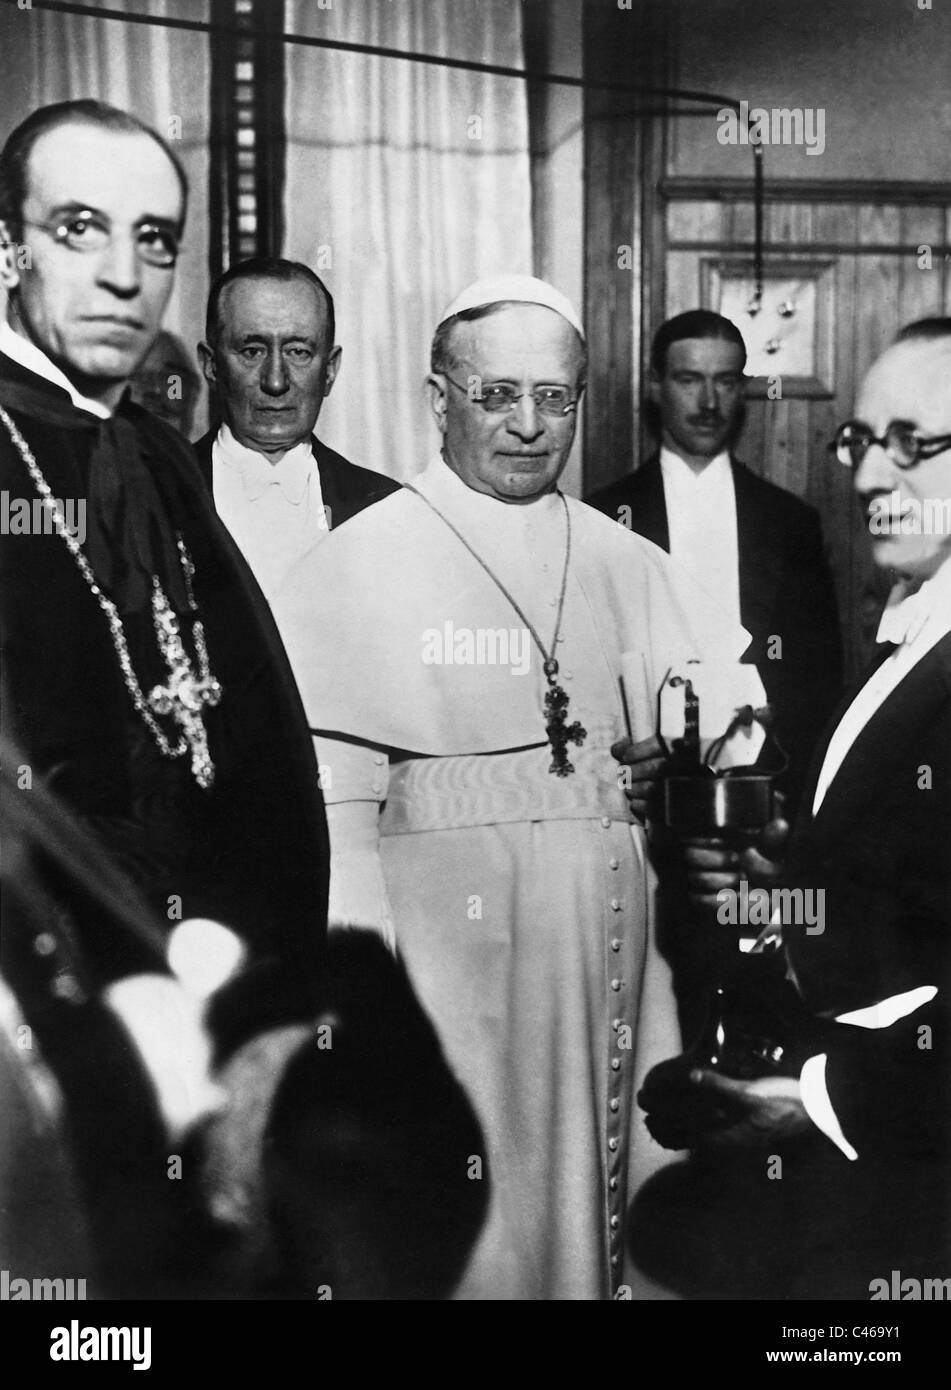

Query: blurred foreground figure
[
  {"left": 638, "top": 320, "right": 951, "bottom": 1299},
  {"left": 1, "top": 741, "right": 487, "bottom": 1299}
]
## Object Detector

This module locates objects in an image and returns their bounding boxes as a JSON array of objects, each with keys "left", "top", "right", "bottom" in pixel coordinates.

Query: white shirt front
[
  {"left": 211, "top": 424, "right": 330, "bottom": 602},
  {"left": 659, "top": 446, "right": 741, "bottom": 630}
]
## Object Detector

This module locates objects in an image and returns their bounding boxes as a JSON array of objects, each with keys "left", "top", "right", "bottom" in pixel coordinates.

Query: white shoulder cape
[{"left": 272, "top": 485, "right": 753, "bottom": 756}]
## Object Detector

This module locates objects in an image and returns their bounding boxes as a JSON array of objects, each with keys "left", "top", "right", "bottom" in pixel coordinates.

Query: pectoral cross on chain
[
  {"left": 543, "top": 658, "right": 586, "bottom": 777},
  {"left": 148, "top": 582, "right": 223, "bottom": 790}
]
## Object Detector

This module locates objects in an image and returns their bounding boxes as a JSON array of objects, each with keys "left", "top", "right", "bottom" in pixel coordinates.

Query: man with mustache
[
  {"left": 589, "top": 310, "right": 843, "bottom": 813},
  {"left": 641, "top": 319, "right": 951, "bottom": 1298}
]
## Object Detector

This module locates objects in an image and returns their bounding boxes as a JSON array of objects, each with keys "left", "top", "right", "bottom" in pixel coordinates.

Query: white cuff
[
  {"left": 799, "top": 1052, "right": 858, "bottom": 1161},
  {"left": 102, "top": 973, "right": 225, "bottom": 1140}
]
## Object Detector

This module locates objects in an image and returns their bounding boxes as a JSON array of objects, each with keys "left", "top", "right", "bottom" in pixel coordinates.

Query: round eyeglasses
[
  {"left": 23, "top": 210, "right": 180, "bottom": 268},
  {"left": 830, "top": 420, "right": 951, "bottom": 471},
  {"left": 442, "top": 371, "right": 579, "bottom": 417}
]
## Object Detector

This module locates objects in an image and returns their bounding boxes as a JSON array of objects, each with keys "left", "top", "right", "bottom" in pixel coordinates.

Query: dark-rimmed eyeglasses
[
  {"left": 442, "top": 371, "right": 579, "bottom": 417},
  {"left": 22, "top": 210, "right": 180, "bottom": 268},
  {"left": 829, "top": 420, "right": 951, "bottom": 471}
]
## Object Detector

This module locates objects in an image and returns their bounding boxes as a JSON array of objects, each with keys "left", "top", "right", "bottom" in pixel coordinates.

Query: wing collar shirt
[
  {"left": 211, "top": 424, "right": 329, "bottom": 602},
  {"left": 800, "top": 553, "right": 951, "bottom": 1159},
  {"left": 659, "top": 446, "right": 741, "bottom": 630}
]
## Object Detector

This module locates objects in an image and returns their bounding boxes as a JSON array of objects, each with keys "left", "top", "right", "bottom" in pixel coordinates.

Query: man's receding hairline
[
  {"left": 25, "top": 117, "right": 186, "bottom": 208},
  {"left": 212, "top": 269, "right": 333, "bottom": 348},
  {"left": 21, "top": 118, "right": 187, "bottom": 232}
]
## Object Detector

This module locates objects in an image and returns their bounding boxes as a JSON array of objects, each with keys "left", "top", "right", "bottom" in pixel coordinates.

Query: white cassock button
[
  {"left": 609, "top": 1138, "right": 619, "bottom": 1152},
  {"left": 609, "top": 857, "right": 619, "bottom": 870},
  {"left": 610, "top": 1099, "right": 620, "bottom": 1112},
  {"left": 610, "top": 938, "right": 621, "bottom": 952},
  {"left": 373, "top": 755, "right": 386, "bottom": 766},
  {"left": 609, "top": 1177, "right": 618, "bottom": 1191},
  {"left": 601, "top": 817, "right": 611, "bottom": 829},
  {"left": 611, "top": 978, "right": 622, "bottom": 992},
  {"left": 563, "top": 671, "right": 573, "bottom": 680},
  {"left": 610, "top": 898, "right": 622, "bottom": 911},
  {"left": 371, "top": 782, "right": 383, "bottom": 794},
  {"left": 610, "top": 1215, "right": 620, "bottom": 1229},
  {"left": 611, "top": 1058, "right": 621, "bottom": 1071}
]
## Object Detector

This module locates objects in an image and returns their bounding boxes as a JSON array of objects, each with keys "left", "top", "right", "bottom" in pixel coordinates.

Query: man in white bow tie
[
  {"left": 195, "top": 257, "right": 398, "bottom": 600},
  {"left": 643, "top": 317, "right": 951, "bottom": 1299}
]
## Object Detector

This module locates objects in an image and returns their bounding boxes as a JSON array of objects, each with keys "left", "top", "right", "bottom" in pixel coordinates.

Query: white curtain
[
  {"left": 283, "top": 0, "right": 534, "bottom": 480},
  {"left": 0, "top": 0, "right": 210, "bottom": 427}
]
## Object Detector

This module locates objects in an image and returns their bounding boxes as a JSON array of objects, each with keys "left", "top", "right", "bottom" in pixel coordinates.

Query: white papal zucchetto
[{"left": 437, "top": 274, "right": 585, "bottom": 340}]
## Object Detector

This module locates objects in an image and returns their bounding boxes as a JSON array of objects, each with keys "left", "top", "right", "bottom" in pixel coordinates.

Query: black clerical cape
[{"left": 0, "top": 354, "right": 329, "bottom": 1055}]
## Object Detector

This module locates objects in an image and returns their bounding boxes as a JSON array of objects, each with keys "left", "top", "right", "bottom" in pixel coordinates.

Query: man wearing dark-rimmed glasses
[{"left": 641, "top": 318, "right": 951, "bottom": 1299}]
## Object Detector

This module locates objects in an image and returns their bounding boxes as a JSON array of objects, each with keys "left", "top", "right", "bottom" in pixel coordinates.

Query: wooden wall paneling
[
  {"left": 857, "top": 202, "right": 902, "bottom": 248},
  {"left": 667, "top": 200, "right": 723, "bottom": 245},
  {"left": 737, "top": 397, "right": 766, "bottom": 476},
  {"left": 722, "top": 199, "right": 755, "bottom": 245},
  {"left": 767, "top": 203, "right": 814, "bottom": 247},
  {"left": 582, "top": 0, "right": 669, "bottom": 495},
  {"left": 854, "top": 210, "right": 902, "bottom": 382},
  {"left": 664, "top": 250, "right": 703, "bottom": 318},
  {"left": 761, "top": 396, "right": 794, "bottom": 491},
  {"left": 812, "top": 202, "right": 858, "bottom": 246},
  {"left": 898, "top": 205, "right": 945, "bottom": 326},
  {"left": 582, "top": 108, "right": 638, "bottom": 492}
]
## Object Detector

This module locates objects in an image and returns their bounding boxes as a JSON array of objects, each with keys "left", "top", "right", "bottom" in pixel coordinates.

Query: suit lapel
[
  {"left": 632, "top": 455, "right": 669, "bottom": 550},
  {"left": 312, "top": 435, "right": 340, "bottom": 530},
  {"left": 810, "top": 635, "right": 951, "bottom": 842}
]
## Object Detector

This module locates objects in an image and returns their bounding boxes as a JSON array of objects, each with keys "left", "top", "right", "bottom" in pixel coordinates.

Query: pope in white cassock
[{"left": 273, "top": 276, "right": 756, "bottom": 1300}]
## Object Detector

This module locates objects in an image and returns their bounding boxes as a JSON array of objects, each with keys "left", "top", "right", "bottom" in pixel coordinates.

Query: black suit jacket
[
  {"left": 193, "top": 429, "right": 399, "bottom": 531},
  {"left": 588, "top": 455, "right": 843, "bottom": 806},
  {"left": 773, "top": 633, "right": 951, "bottom": 1290}
]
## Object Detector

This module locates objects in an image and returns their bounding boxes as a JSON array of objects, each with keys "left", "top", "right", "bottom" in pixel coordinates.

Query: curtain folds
[{"left": 283, "top": 0, "right": 534, "bottom": 480}]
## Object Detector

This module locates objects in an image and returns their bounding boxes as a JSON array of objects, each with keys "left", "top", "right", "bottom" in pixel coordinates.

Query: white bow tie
[
  {"left": 876, "top": 580, "right": 929, "bottom": 647},
  {"left": 241, "top": 450, "right": 312, "bottom": 504}
]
